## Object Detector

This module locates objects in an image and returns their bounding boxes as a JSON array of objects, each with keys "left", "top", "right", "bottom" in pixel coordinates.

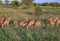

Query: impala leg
[
  {"left": 2, "top": 24, "right": 3, "bottom": 27},
  {"left": 27, "top": 25, "right": 29, "bottom": 30}
]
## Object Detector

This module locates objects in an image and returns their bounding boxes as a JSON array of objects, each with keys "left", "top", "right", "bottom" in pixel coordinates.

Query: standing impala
[
  {"left": 55, "top": 17, "right": 60, "bottom": 27},
  {"left": 0, "top": 17, "right": 6, "bottom": 26},
  {"left": 33, "top": 19, "right": 41, "bottom": 30},
  {"left": 26, "top": 19, "right": 35, "bottom": 30},
  {"left": 2, "top": 17, "right": 10, "bottom": 27},
  {"left": 19, "top": 19, "right": 27, "bottom": 27},
  {"left": 48, "top": 18, "right": 57, "bottom": 28}
]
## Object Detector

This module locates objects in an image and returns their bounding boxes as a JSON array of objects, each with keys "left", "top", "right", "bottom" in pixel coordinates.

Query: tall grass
[
  {"left": 0, "top": 6, "right": 60, "bottom": 41},
  {"left": 0, "top": 24, "right": 60, "bottom": 41}
]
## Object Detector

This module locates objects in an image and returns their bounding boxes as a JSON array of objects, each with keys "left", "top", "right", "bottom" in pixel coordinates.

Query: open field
[
  {"left": 0, "top": 6, "right": 60, "bottom": 19},
  {"left": 0, "top": 6, "right": 60, "bottom": 41}
]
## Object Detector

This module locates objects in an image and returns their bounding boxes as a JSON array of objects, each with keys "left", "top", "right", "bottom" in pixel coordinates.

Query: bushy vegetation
[
  {"left": 11, "top": 1, "right": 20, "bottom": 9},
  {"left": 41, "top": 2, "right": 60, "bottom": 7},
  {"left": 35, "top": 6, "right": 43, "bottom": 16},
  {"left": 0, "top": 22, "right": 60, "bottom": 41}
]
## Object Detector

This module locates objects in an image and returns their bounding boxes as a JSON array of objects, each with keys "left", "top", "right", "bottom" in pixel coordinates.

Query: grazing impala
[
  {"left": 55, "top": 17, "right": 60, "bottom": 27},
  {"left": 33, "top": 19, "right": 41, "bottom": 29},
  {"left": 19, "top": 19, "right": 27, "bottom": 27},
  {"left": 14, "top": 19, "right": 19, "bottom": 27},
  {"left": 48, "top": 18, "right": 57, "bottom": 28},
  {"left": 26, "top": 19, "right": 35, "bottom": 30},
  {"left": 0, "top": 17, "right": 6, "bottom": 26},
  {"left": 2, "top": 17, "right": 10, "bottom": 27}
]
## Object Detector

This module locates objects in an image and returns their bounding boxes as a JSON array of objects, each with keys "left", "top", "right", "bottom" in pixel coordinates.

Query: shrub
[{"left": 35, "top": 6, "right": 43, "bottom": 16}]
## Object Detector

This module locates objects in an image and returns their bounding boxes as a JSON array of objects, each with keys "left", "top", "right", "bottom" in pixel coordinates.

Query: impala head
[{"left": 54, "top": 17, "right": 58, "bottom": 21}]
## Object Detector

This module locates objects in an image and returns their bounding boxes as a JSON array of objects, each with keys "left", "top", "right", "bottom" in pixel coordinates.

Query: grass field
[{"left": 0, "top": 6, "right": 60, "bottom": 41}]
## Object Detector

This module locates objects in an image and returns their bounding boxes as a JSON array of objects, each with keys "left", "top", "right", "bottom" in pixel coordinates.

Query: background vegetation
[{"left": 0, "top": 0, "right": 60, "bottom": 41}]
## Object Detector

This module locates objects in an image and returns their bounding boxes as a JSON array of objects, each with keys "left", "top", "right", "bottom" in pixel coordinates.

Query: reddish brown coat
[
  {"left": 33, "top": 19, "right": 41, "bottom": 29},
  {"left": 19, "top": 19, "right": 27, "bottom": 27},
  {"left": 0, "top": 17, "right": 6, "bottom": 26},
  {"left": 48, "top": 18, "right": 56, "bottom": 27},
  {"left": 27, "top": 19, "right": 35, "bottom": 30},
  {"left": 2, "top": 18, "right": 10, "bottom": 27}
]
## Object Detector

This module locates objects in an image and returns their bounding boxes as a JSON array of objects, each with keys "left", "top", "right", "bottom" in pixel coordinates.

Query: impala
[
  {"left": 48, "top": 18, "right": 57, "bottom": 28},
  {"left": 26, "top": 19, "right": 35, "bottom": 30},
  {"left": 2, "top": 17, "right": 10, "bottom": 27},
  {"left": 55, "top": 17, "right": 60, "bottom": 27},
  {"left": 19, "top": 19, "right": 27, "bottom": 27},
  {"left": 0, "top": 17, "right": 6, "bottom": 26},
  {"left": 33, "top": 19, "right": 41, "bottom": 29}
]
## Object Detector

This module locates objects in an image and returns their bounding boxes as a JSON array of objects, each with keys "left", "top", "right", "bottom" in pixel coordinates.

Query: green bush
[{"left": 35, "top": 6, "right": 43, "bottom": 16}]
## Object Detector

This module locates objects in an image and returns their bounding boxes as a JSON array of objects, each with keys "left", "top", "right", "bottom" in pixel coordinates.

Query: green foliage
[
  {"left": 0, "top": 24, "right": 60, "bottom": 41},
  {"left": 0, "top": 0, "right": 2, "bottom": 6},
  {"left": 50, "top": 2, "right": 57, "bottom": 7},
  {"left": 35, "top": 6, "right": 43, "bottom": 16},
  {"left": 11, "top": 1, "right": 20, "bottom": 9},
  {"left": 42, "top": 2, "right": 60, "bottom": 7},
  {"left": 43, "top": 2, "right": 49, "bottom": 6},
  {"left": 33, "top": 3, "right": 41, "bottom": 6},
  {"left": 22, "top": 0, "right": 35, "bottom": 8}
]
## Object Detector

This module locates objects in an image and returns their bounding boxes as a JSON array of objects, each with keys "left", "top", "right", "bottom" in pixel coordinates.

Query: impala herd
[{"left": 0, "top": 17, "right": 60, "bottom": 30}]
